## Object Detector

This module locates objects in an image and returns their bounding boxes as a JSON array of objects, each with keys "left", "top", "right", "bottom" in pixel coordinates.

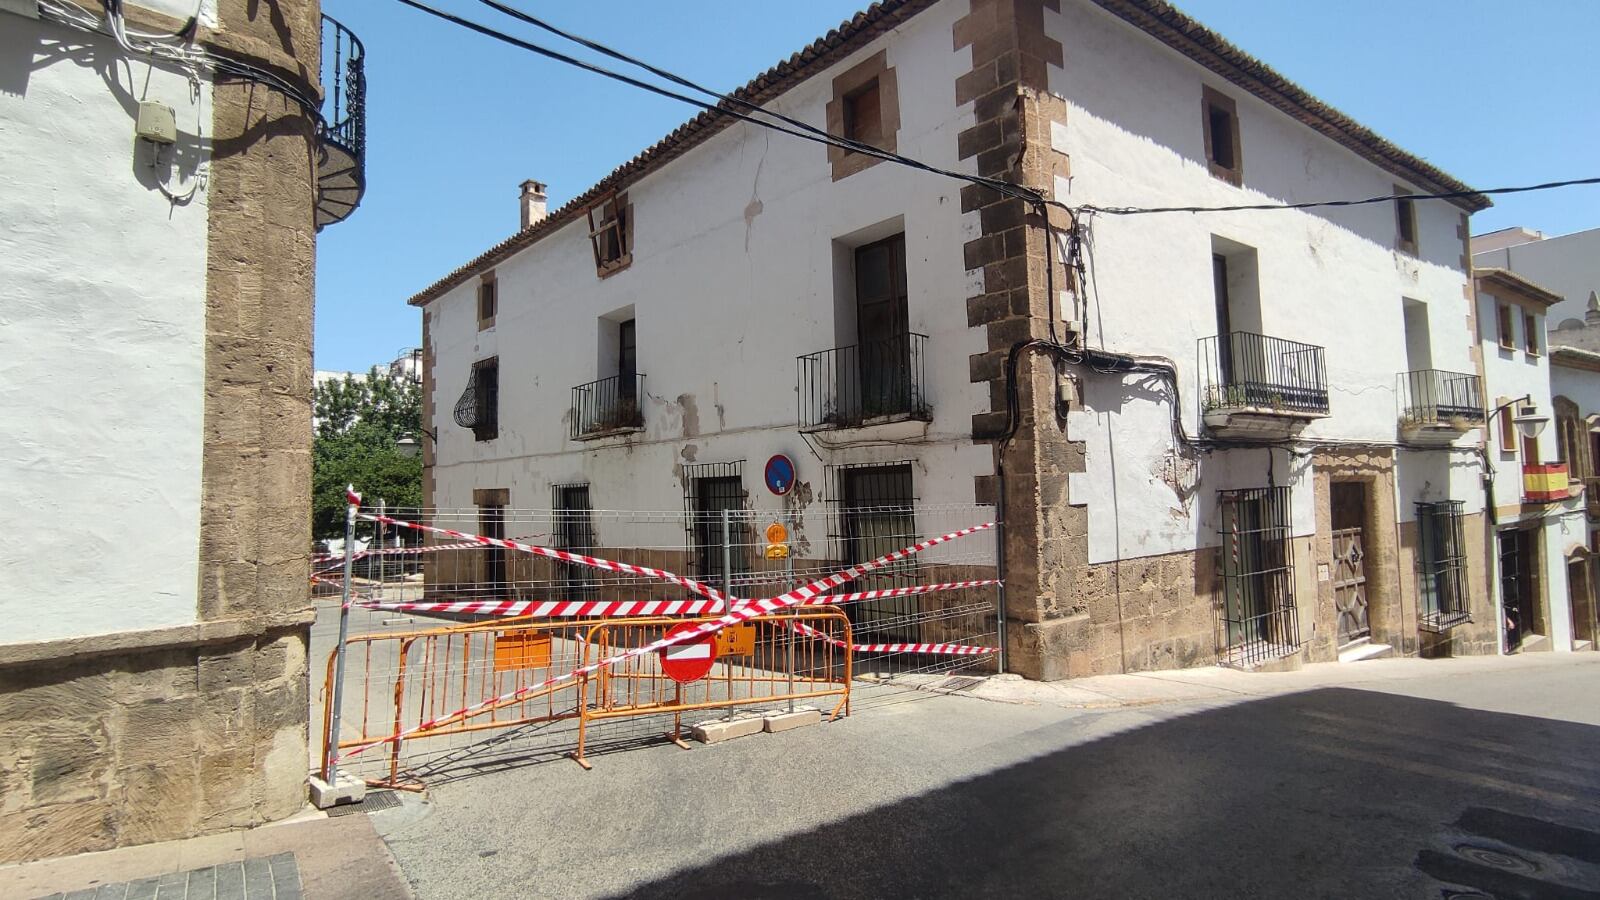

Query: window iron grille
[
  {"left": 454, "top": 359, "right": 499, "bottom": 440},
  {"left": 827, "top": 462, "right": 920, "bottom": 644},
  {"left": 682, "top": 462, "right": 747, "bottom": 584},
  {"left": 1216, "top": 486, "right": 1301, "bottom": 666},
  {"left": 552, "top": 483, "right": 597, "bottom": 600},
  {"left": 1417, "top": 500, "right": 1471, "bottom": 633}
]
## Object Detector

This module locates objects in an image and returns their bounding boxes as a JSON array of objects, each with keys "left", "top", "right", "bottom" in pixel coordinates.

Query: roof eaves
[{"left": 1475, "top": 267, "right": 1564, "bottom": 308}]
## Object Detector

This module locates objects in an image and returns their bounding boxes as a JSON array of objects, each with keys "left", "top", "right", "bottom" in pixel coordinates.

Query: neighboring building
[
  {"left": 1472, "top": 269, "right": 1586, "bottom": 653},
  {"left": 1473, "top": 225, "right": 1600, "bottom": 329},
  {"left": 0, "top": 0, "right": 364, "bottom": 862},
  {"left": 408, "top": 0, "right": 1497, "bottom": 681}
]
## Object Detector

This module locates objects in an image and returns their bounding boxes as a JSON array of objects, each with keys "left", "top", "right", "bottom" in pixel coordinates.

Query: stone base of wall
[
  {"left": 1008, "top": 545, "right": 1218, "bottom": 681},
  {"left": 0, "top": 624, "right": 309, "bottom": 865}
]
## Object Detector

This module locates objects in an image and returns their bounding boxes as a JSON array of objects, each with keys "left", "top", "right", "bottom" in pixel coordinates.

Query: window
[
  {"left": 552, "top": 483, "right": 597, "bottom": 599},
  {"left": 833, "top": 463, "right": 918, "bottom": 644},
  {"left": 1394, "top": 187, "right": 1417, "bottom": 256},
  {"left": 1216, "top": 487, "right": 1298, "bottom": 665},
  {"left": 1201, "top": 86, "right": 1242, "bottom": 186},
  {"left": 618, "top": 318, "right": 637, "bottom": 400},
  {"left": 453, "top": 357, "right": 498, "bottom": 441},
  {"left": 587, "top": 193, "right": 631, "bottom": 276},
  {"left": 1497, "top": 397, "right": 1517, "bottom": 454},
  {"left": 477, "top": 274, "right": 497, "bottom": 329},
  {"left": 683, "top": 462, "right": 746, "bottom": 587},
  {"left": 1416, "top": 501, "right": 1469, "bottom": 631},
  {"left": 1524, "top": 311, "right": 1541, "bottom": 355},
  {"left": 843, "top": 78, "right": 883, "bottom": 148},
  {"left": 1497, "top": 303, "right": 1516, "bottom": 351},
  {"left": 474, "top": 489, "right": 508, "bottom": 590},
  {"left": 826, "top": 50, "right": 899, "bottom": 180}
]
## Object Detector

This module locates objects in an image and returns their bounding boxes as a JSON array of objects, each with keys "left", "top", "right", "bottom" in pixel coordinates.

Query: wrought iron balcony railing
[
  {"left": 1199, "top": 331, "right": 1329, "bottom": 417},
  {"left": 315, "top": 15, "right": 366, "bottom": 229},
  {"left": 571, "top": 374, "right": 645, "bottom": 438},
  {"left": 1397, "top": 369, "right": 1484, "bottom": 428},
  {"left": 797, "top": 333, "right": 931, "bottom": 430}
]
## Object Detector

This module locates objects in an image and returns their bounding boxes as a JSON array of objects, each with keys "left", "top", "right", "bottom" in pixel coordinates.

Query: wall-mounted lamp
[{"left": 1511, "top": 405, "right": 1549, "bottom": 440}]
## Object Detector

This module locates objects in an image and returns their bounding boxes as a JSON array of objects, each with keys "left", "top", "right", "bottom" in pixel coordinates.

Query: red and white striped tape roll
[
  {"left": 360, "top": 513, "right": 728, "bottom": 605},
  {"left": 355, "top": 580, "right": 1003, "bottom": 619},
  {"left": 332, "top": 520, "right": 994, "bottom": 762}
]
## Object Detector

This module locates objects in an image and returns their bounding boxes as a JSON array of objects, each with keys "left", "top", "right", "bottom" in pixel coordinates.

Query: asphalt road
[{"left": 373, "top": 656, "right": 1600, "bottom": 899}]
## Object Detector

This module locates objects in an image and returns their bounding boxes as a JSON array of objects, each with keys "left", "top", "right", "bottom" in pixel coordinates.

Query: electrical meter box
[{"left": 136, "top": 101, "right": 177, "bottom": 145}]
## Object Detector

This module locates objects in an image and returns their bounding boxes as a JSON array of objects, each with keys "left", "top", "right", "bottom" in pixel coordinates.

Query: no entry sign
[{"left": 659, "top": 622, "right": 717, "bottom": 683}]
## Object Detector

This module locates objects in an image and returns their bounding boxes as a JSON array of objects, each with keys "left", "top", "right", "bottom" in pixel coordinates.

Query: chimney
[
  {"left": 519, "top": 180, "right": 548, "bottom": 230},
  {"left": 1587, "top": 290, "right": 1600, "bottom": 327}
]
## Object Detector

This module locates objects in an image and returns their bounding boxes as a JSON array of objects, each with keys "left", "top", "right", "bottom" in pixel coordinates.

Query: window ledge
[
  {"left": 573, "top": 425, "right": 645, "bottom": 443},
  {"left": 802, "top": 412, "right": 931, "bottom": 440}
]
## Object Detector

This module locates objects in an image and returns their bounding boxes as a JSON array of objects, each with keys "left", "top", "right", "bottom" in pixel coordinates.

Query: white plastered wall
[
  {"left": 1045, "top": 0, "right": 1480, "bottom": 564},
  {"left": 424, "top": 1, "right": 995, "bottom": 565},
  {"left": 1474, "top": 227, "right": 1600, "bottom": 328},
  {"left": 0, "top": 18, "right": 211, "bottom": 642}
]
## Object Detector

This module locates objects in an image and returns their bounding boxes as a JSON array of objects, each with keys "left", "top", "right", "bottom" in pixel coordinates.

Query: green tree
[{"left": 311, "top": 369, "right": 423, "bottom": 538}]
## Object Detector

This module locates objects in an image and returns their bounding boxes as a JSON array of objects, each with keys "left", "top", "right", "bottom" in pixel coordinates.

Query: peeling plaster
[{"left": 678, "top": 393, "right": 700, "bottom": 438}]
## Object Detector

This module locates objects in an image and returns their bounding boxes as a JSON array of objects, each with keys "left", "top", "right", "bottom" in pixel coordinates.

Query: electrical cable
[
  {"left": 1085, "top": 176, "right": 1600, "bottom": 216},
  {"left": 392, "top": 0, "right": 1045, "bottom": 208}
]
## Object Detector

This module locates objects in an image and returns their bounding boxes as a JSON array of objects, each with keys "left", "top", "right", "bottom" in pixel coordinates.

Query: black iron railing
[
  {"left": 319, "top": 16, "right": 366, "bottom": 164},
  {"left": 315, "top": 16, "right": 366, "bottom": 229},
  {"left": 1217, "top": 486, "right": 1302, "bottom": 667},
  {"left": 1416, "top": 500, "right": 1471, "bottom": 633},
  {"left": 798, "top": 333, "right": 931, "bottom": 430},
  {"left": 1199, "top": 332, "right": 1329, "bottom": 416},
  {"left": 571, "top": 374, "right": 645, "bottom": 438},
  {"left": 1398, "top": 369, "right": 1484, "bottom": 427}
]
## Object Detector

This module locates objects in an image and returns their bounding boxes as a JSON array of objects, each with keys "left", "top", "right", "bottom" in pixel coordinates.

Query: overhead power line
[
  {"left": 392, "top": 0, "right": 1045, "bottom": 208},
  {"left": 1083, "top": 176, "right": 1600, "bottom": 216}
]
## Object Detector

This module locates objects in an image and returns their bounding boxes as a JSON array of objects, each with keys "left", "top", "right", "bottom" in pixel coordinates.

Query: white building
[
  {"left": 1471, "top": 269, "right": 1587, "bottom": 653},
  {"left": 0, "top": 0, "right": 363, "bottom": 862},
  {"left": 1474, "top": 225, "right": 1600, "bottom": 329},
  {"left": 411, "top": 0, "right": 1501, "bottom": 679}
]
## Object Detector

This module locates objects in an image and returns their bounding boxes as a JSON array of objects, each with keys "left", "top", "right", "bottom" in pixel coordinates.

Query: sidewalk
[
  {"left": 905, "top": 649, "right": 1600, "bottom": 708},
  {"left": 0, "top": 811, "right": 412, "bottom": 900}
]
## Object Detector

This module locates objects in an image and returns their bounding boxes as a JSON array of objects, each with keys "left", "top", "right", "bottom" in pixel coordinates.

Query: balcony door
[{"left": 855, "top": 234, "right": 910, "bottom": 419}]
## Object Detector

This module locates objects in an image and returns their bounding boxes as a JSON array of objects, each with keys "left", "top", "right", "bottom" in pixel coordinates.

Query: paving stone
[
  {"left": 213, "top": 861, "right": 245, "bottom": 900},
  {"left": 240, "top": 858, "right": 273, "bottom": 899}
]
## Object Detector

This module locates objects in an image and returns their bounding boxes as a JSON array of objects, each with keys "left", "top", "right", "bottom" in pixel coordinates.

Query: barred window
[
  {"left": 1417, "top": 500, "right": 1470, "bottom": 632},
  {"left": 1216, "top": 486, "right": 1299, "bottom": 665},
  {"left": 552, "top": 483, "right": 597, "bottom": 599},
  {"left": 682, "top": 462, "right": 746, "bottom": 586},
  {"left": 453, "top": 357, "right": 499, "bottom": 441},
  {"left": 829, "top": 462, "right": 918, "bottom": 643}
]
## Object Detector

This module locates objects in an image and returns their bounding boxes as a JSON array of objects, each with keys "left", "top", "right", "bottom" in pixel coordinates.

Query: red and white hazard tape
[
  {"left": 311, "top": 541, "right": 481, "bottom": 565},
  {"left": 355, "top": 580, "right": 1003, "bottom": 619},
  {"left": 786, "top": 620, "right": 998, "bottom": 656},
  {"left": 360, "top": 512, "right": 728, "bottom": 605},
  {"left": 332, "top": 520, "right": 994, "bottom": 762}
]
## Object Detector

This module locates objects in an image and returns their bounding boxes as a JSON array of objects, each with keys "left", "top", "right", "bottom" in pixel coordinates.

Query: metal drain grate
[{"left": 326, "top": 789, "right": 402, "bottom": 817}]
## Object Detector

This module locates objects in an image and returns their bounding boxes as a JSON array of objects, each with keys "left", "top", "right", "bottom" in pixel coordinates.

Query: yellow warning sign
[
  {"left": 715, "top": 623, "right": 756, "bottom": 656},
  {"left": 764, "top": 543, "right": 789, "bottom": 560}
]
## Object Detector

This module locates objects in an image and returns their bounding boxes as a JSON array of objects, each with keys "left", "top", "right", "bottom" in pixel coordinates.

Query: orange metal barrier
[
  {"left": 573, "top": 610, "right": 852, "bottom": 767},
  {"left": 320, "top": 609, "right": 852, "bottom": 786}
]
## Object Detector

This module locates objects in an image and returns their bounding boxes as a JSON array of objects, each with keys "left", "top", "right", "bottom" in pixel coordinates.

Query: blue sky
[{"left": 315, "top": 0, "right": 1600, "bottom": 372}]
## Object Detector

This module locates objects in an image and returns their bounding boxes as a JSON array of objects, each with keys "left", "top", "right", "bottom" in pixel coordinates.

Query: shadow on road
[{"left": 613, "top": 687, "right": 1600, "bottom": 899}]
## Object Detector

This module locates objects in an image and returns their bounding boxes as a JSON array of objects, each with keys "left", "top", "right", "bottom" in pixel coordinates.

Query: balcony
[
  {"left": 797, "top": 333, "right": 931, "bottom": 432},
  {"left": 1586, "top": 476, "right": 1600, "bottom": 518},
  {"left": 1199, "top": 332, "right": 1329, "bottom": 439},
  {"left": 1523, "top": 463, "right": 1570, "bottom": 504},
  {"left": 571, "top": 374, "right": 645, "bottom": 439},
  {"left": 1397, "top": 369, "right": 1484, "bottom": 446},
  {"left": 315, "top": 16, "right": 366, "bottom": 229}
]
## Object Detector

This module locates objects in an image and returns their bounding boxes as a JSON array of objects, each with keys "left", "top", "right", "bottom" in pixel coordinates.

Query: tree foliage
[{"left": 311, "top": 369, "right": 423, "bottom": 538}]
